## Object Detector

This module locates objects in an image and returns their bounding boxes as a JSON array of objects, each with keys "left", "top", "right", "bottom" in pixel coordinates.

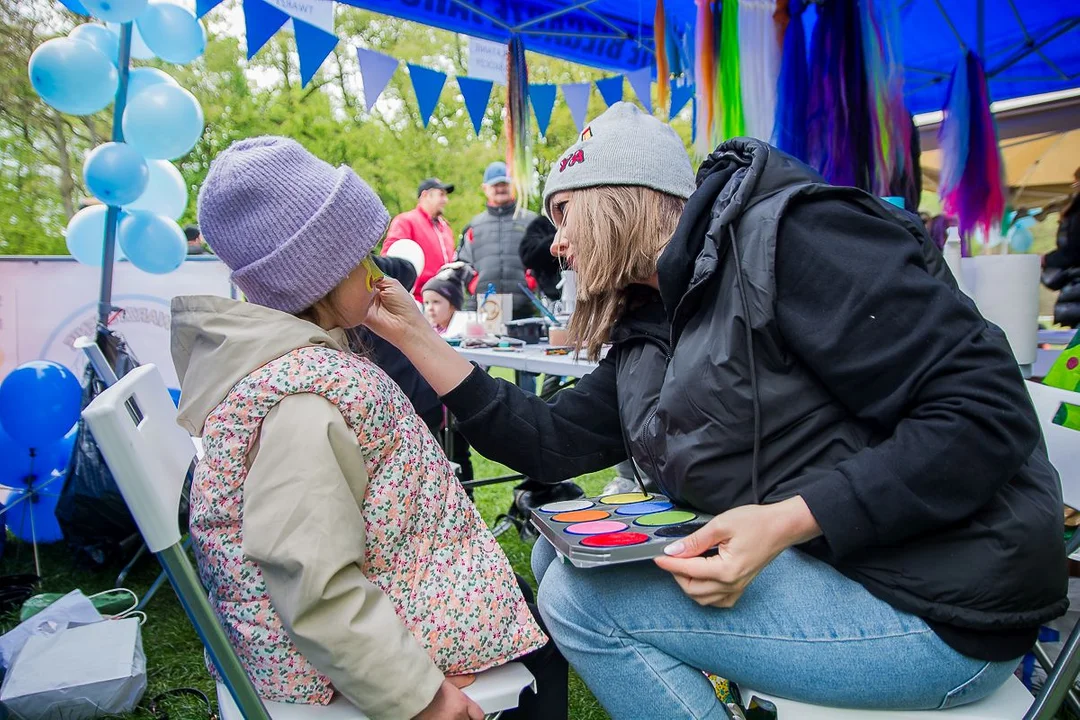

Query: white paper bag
[
  {"left": 0, "top": 617, "right": 147, "bottom": 719},
  {"left": 479, "top": 293, "right": 513, "bottom": 335},
  {"left": 0, "top": 590, "right": 103, "bottom": 670}
]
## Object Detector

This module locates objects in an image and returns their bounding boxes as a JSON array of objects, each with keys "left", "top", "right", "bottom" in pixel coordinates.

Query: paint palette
[{"left": 530, "top": 493, "right": 713, "bottom": 568}]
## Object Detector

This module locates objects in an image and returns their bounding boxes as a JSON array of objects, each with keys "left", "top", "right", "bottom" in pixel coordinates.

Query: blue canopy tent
[{"left": 335, "top": 0, "right": 1079, "bottom": 115}]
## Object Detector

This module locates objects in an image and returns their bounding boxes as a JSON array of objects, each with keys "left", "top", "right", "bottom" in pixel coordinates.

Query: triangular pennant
[
  {"left": 670, "top": 82, "right": 694, "bottom": 120},
  {"left": 356, "top": 48, "right": 399, "bottom": 112},
  {"left": 196, "top": 0, "right": 224, "bottom": 17},
  {"left": 561, "top": 82, "right": 591, "bottom": 132},
  {"left": 457, "top": 76, "right": 493, "bottom": 135},
  {"left": 407, "top": 64, "right": 447, "bottom": 128},
  {"left": 627, "top": 67, "right": 653, "bottom": 114},
  {"left": 294, "top": 19, "right": 338, "bottom": 87},
  {"left": 58, "top": 0, "right": 90, "bottom": 14},
  {"left": 242, "top": 0, "right": 289, "bottom": 60},
  {"left": 529, "top": 84, "right": 557, "bottom": 137},
  {"left": 595, "top": 75, "right": 623, "bottom": 107}
]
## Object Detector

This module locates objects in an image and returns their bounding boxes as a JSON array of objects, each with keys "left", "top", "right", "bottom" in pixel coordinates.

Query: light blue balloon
[
  {"left": 83, "top": 142, "right": 149, "bottom": 206},
  {"left": 122, "top": 83, "right": 204, "bottom": 160},
  {"left": 65, "top": 205, "right": 126, "bottom": 266},
  {"left": 69, "top": 23, "right": 119, "bottom": 65},
  {"left": 119, "top": 210, "right": 186, "bottom": 274},
  {"left": 136, "top": 3, "right": 205, "bottom": 64},
  {"left": 28, "top": 37, "right": 118, "bottom": 116},
  {"left": 82, "top": 0, "right": 147, "bottom": 23},
  {"left": 123, "top": 159, "right": 187, "bottom": 219},
  {"left": 126, "top": 66, "right": 177, "bottom": 99}
]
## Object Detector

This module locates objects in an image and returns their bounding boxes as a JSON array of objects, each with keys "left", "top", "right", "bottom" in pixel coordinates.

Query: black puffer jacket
[
  {"left": 1042, "top": 195, "right": 1080, "bottom": 327},
  {"left": 443, "top": 140, "right": 1067, "bottom": 661}
]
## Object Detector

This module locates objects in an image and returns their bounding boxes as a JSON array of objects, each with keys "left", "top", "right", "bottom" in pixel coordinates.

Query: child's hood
[{"left": 170, "top": 295, "right": 347, "bottom": 436}]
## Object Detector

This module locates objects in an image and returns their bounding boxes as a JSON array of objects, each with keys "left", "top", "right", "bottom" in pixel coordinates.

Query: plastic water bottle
[{"left": 943, "top": 227, "right": 970, "bottom": 296}]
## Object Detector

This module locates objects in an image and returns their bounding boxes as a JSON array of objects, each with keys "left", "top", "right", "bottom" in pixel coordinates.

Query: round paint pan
[
  {"left": 654, "top": 521, "right": 710, "bottom": 538},
  {"left": 614, "top": 500, "right": 674, "bottom": 516},
  {"left": 580, "top": 531, "right": 650, "bottom": 548},
  {"left": 565, "top": 520, "right": 629, "bottom": 535},
  {"left": 538, "top": 499, "right": 594, "bottom": 513},
  {"left": 598, "top": 492, "right": 653, "bottom": 505},
  {"left": 634, "top": 510, "right": 697, "bottom": 527},
  {"left": 551, "top": 509, "right": 611, "bottom": 523}
]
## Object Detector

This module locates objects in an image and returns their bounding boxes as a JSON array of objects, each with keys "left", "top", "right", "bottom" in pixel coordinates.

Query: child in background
[
  {"left": 170, "top": 137, "right": 564, "bottom": 720},
  {"left": 422, "top": 263, "right": 474, "bottom": 337}
]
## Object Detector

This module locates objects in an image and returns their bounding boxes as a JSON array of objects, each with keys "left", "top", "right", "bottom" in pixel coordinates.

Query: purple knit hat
[{"left": 197, "top": 136, "right": 389, "bottom": 313}]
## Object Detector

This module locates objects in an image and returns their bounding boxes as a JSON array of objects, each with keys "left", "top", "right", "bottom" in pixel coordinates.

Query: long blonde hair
[{"left": 563, "top": 185, "right": 685, "bottom": 360}]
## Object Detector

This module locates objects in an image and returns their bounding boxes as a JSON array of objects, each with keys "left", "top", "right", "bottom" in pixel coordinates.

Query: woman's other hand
[
  {"left": 654, "top": 496, "right": 821, "bottom": 608},
  {"left": 413, "top": 679, "right": 485, "bottom": 720},
  {"left": 364, "top": 277, "right": 432, "bottom": 347}
]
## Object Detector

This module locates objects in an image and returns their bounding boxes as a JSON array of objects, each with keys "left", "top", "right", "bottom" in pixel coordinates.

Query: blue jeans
[{"left": 532, "top": 541, "right": 1021, "bottom": 719}]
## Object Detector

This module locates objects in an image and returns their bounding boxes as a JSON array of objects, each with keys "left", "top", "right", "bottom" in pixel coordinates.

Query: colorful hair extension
[
  {"left": 938, "top": 51, "right": 1005, "bottom": 239},
  {"left": 772, "top": 0, "right": 808, "bottom": 161},
  {"left": 656, "top": 0, "right": 670, "bottom": 116},
  {"left": 807, "top": 0, "right": 872, "bottom": 189},
  {"left": 738, "top": 0, "right": 782, "bottom": 141},
  {"left": 860, "top": 0, "right": 911, "bottom": 196},
  {"left": 718, "top": 0, "right": 745, "bottom": 139},
  {"left": 694, "top": 0, "right": 717, "bottom": 156},
  {"left": 505, "top": 35, "right": 534, "bottom": 206}
]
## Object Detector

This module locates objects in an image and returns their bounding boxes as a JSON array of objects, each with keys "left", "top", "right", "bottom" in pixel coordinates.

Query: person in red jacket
[{"left": 382, "top": 178, "right": 456, "bottom": 300}]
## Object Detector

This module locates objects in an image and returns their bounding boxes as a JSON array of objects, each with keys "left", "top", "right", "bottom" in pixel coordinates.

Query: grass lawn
[{"left": 0, "top": 455, "right": 615, "bottom": 720}]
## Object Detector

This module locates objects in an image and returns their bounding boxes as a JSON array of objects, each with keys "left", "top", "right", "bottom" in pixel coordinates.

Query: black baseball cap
[{"left": 418, "top": 178, "right": 454, "bottom": 197}]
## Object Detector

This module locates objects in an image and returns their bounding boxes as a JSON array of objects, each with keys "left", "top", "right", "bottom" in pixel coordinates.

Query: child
[
  {"left": 422, "top": 263, "right": 473, "bottom": 337},
  {"left": 170, "top": 137, "right": 563, "bottom": 720}
]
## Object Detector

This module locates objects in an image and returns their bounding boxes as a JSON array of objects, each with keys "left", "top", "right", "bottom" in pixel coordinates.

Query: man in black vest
[{"left": 458, "top": 161, "right": 539, "bottom": 392}]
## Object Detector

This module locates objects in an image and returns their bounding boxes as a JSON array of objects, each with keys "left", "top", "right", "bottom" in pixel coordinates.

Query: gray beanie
[
  {"left": 542, "top": 102, "right": 696, "bottom": 214},
  {"left": 198, "top": 136, "right": 389, "bottom": 314}
]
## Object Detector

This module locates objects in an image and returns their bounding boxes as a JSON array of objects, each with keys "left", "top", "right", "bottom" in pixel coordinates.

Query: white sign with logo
[
  {"left": 468, "top": 36, "right": 507, "bottom": 85},
  {"left": 264, "top": 0, "right": 334, "bottom": 34},
  {"left": 0, "top": 257, "right": 233, "bottom": 389}
]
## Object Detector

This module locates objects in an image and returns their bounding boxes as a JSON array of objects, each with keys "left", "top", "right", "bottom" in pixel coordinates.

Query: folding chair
[
  {"left": 737, "top": 380, "right": 1080, "bottom": 719},
  {"left": 82, "top": 364, "right": 535, "bottom": 719}
]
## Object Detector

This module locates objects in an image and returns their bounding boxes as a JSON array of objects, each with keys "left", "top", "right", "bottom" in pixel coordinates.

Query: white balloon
[
  {"left": 123, "top": 159, "right": 188, "bottom": 219},
  {"left": 385, "top": 239, "right": 426, "bottom": 277}
]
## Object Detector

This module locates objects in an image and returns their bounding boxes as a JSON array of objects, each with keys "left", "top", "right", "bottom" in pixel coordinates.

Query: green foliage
[{"left": 0, "top": 1, "right": 690, "bottom": 254}]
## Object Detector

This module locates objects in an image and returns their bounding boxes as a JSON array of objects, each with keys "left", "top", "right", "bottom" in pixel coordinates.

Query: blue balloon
[
  {"left": 122, "top": 83, "right": 204, "bottom": 160},
  {"left": 65, "top": 205, "right": 127, "bottom": 266},
  {"left": 119, "top": 211, "right": 187, "bottom": 274},
  {"left": 5, "top": 480, "right": 66, "bottom": 544},
  {"left": 82, "top": 0, "right": 147, "bottom": 23},
  {"left": 28, "top": 37, "right": 118, "bottom": 116},
  {"left": 126, "top": 66, "right": 177, "bottom": 99},
  {"left": 123, "top": 159, "right": 187, "bottom": 219},
  {"left": 68, "top": 23, "right": 119, "bottom": 65},
  {"left": 84, "top": 142, "right": 149, "bottom": 206},
  {"left": 136, "top": 3, "right": 205, "bottom": 64},
  {"left": 0, "top": 424, "right": 77, "bottom": 489},
  {"left": 0, "top": 361, "right": 83, "bottom": 448}
]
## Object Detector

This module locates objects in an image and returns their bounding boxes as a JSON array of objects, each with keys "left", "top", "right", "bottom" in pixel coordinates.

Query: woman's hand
[
  {"left": 413, "top": 679, "right": 485, "bottom": 720},
  {"left": 363, "top": 277, "right": 432, "bottom": 347},
  {"left": 653, "top": 496, "right": 821, "bottom": 608}
]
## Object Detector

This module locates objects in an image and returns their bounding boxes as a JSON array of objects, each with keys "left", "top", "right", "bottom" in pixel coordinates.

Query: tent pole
[{"left": 97, "top": 22, "right": 133, "bottom": 337}]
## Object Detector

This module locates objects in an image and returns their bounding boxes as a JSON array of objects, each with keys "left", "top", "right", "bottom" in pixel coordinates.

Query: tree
[{"left": 0, "top": 0, "right": 691, "bottom": 255}]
